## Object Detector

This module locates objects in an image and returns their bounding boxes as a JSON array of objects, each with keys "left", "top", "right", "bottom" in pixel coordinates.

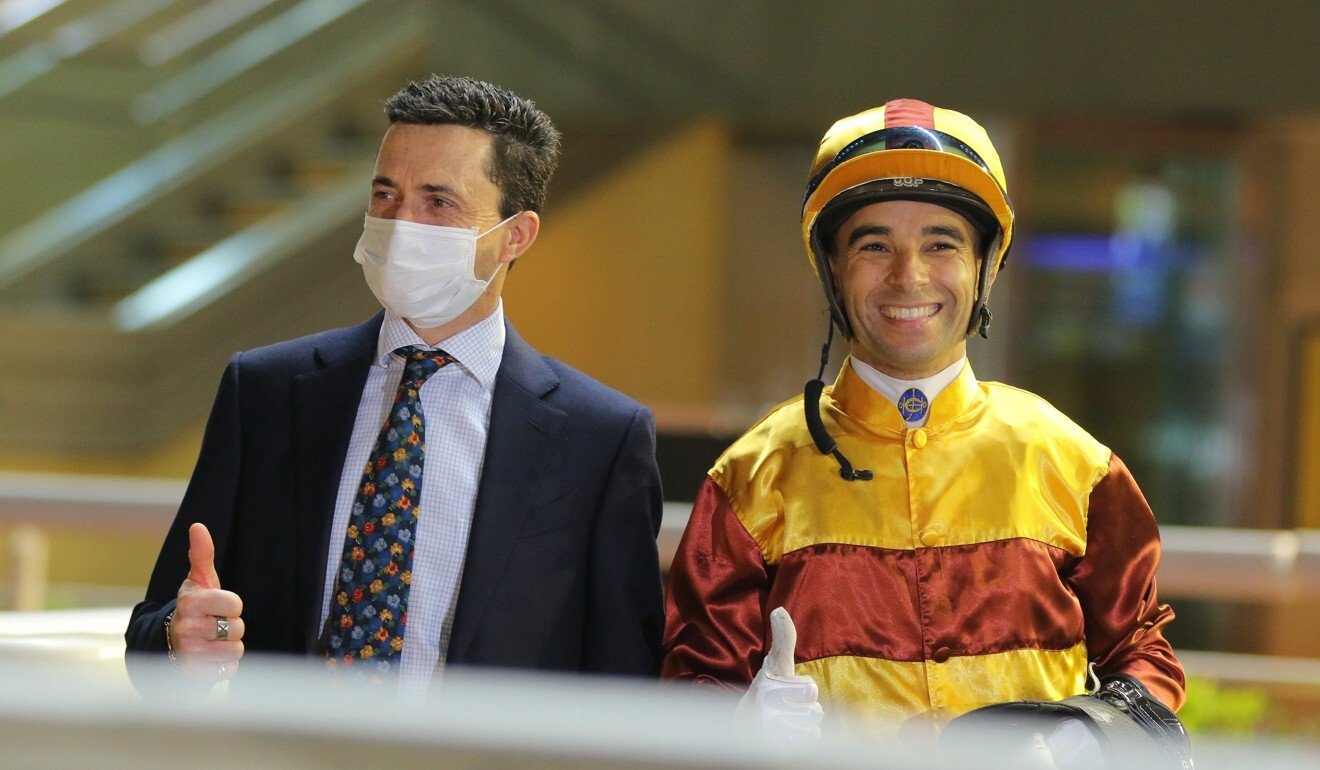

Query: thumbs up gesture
[
  {"left": 737, "top": 607, "right": 824, "bottom": 740},
  {"left": 169, "top": 523, "right": 246, "bottom": 680}
]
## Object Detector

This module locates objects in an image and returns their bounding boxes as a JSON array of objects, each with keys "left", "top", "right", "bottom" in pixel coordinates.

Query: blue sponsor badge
[{"left": 897, "top": 388, "right": 929, "bottom": 423}]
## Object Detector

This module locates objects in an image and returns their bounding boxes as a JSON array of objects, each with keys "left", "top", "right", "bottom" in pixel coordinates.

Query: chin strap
[
  {"left": 803, "top": 319, "right": 872, "bottom": 482},
  {"left": 969, "top": 234, "right": 1004, "bottom": 339}
]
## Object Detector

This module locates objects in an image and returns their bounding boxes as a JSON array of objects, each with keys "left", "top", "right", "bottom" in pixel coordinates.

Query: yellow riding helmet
[{"left": 801, "top": 99, "right": 1014, "bottom": 338}]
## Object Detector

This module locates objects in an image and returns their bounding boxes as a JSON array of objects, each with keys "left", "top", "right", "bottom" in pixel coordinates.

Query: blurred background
[{"left": 1, "top": 0, "right": 1318, "bottom": 749}]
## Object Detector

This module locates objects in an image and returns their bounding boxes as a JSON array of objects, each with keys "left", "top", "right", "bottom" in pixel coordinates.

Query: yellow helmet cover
[
  {"left": 801, "top": 100, "right": 1015, "bottom": 341},
  {"left": 802, "top": 99, "right": 1013, "bottom": 278}
]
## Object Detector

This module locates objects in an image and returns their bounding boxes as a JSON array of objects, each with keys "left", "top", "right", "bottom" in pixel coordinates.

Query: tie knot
[{"left": 397, "top": 346, "right": 456, "bottom": 384}]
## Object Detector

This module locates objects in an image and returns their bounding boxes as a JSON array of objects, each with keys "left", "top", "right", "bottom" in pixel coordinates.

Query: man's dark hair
[{"left": 384, "top": 75, "right": 562, "bottom": 217}]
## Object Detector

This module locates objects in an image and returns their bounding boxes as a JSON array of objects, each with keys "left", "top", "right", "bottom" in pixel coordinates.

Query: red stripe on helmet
[{"left": 883, "top": 99, "right": 936, "bottom": 129}]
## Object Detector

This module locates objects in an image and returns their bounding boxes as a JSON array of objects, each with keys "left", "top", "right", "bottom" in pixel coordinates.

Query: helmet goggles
[{"left": 805, "top": 126, "right": 998, "bottom": 205}]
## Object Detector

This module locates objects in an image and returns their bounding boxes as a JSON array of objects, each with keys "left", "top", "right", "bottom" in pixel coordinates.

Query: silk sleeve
[
  {"left": 660, "top": 477, "right": 770, "bottom": 689},
  {"left": 1068, "top": 453, "right": 1186, "bottom": 710}
]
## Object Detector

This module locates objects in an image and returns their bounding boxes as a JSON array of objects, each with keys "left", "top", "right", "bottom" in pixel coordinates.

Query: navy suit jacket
[{"left": 126, "top": 312, "right": 664, "bottom": 678}]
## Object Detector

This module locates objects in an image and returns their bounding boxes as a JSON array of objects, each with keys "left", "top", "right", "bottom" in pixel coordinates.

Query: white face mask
[{"left": 353, "top": 213, "right": 519, "bottom": 329}]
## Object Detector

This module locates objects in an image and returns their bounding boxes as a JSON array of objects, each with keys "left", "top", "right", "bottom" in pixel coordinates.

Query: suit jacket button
[{"left": 931, "top": 647, "right": 951, "bottom": 664}]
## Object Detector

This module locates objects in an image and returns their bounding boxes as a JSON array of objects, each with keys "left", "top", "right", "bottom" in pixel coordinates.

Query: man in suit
[{"left": 126, "top": 75, "right": 664, "bottom": 692}]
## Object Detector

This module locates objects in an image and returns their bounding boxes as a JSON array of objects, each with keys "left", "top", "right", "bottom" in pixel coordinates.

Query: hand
[
  {"left": 976, "top": 719, "right": 1103, "bottom": 770},
  {"left": 941, "top": 703, "right": 1105, "bottom": 770},
  {"left": 1043, "top": 718, "right": 1105, "bottom": 770},
  {"left": 737, "top": 606, "right": 824, "bottom": 740},
  {"left": 170, "top": 523, "right": 245, "bottom": 680}
]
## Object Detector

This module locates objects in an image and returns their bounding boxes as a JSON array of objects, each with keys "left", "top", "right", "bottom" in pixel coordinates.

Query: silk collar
[{"left": 828, "top": 356, "right": 984, "bottom": 435}]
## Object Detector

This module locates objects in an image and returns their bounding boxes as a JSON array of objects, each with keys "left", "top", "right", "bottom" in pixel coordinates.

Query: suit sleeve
[
  {"left": 1068, "top": 452, "right": 1186, "bottom": 710},
  {"left": 581, "top": 406, "right": 665, "bottom": 676},
  {"left": 661, "top": 477, "right": 770, "bottom": 689},
  {"left": 124, "top": 354, "right": 244, "bottom": 656}
]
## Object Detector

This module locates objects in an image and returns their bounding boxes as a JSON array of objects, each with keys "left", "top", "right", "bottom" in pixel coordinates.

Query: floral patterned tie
[{"left": 320, "top": 345, "right": 455, "bottom": 679}]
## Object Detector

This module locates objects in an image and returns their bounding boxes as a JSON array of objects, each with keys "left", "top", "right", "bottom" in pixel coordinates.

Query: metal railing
[
  {"left": 4, "top": 470, "right": 1319, "bottom": 607},
  {"left": 0, "top": 0, "right": 178, "bottom": 100},
  {"left": 132, "top": 0, "right": 370, "bottom": 124},
  {"left": 137, "top": 0, "right": 281, "bottom": 67},
  {"left": 0, "top": 0, "right": 75, "bottom": 36},
  {"left": 113, "top": 157, "right": 374, "bottom": 330},
  {"left": 0, "top": 14, "right": 418, "bottom": 294},
  {"left": 2, "top": 470, "right": 1318, "bottom": 711}
]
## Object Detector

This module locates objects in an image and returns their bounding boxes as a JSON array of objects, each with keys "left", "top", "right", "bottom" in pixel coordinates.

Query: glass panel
[{"left": 1013, "top": 127, "right": 1241, "bottom": 527}]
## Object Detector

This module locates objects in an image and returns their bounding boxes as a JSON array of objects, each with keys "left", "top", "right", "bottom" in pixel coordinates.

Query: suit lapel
[
  {"left": 290, "top": 313, "right": 382, "bottom": 651},
  {"left": 448, "top": 323, "right": 564, "bottom": 661}
]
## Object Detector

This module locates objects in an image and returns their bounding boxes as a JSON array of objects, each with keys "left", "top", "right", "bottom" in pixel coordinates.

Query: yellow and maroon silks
[{"left": 662, "top": 361, "right": 1184, "bottom": 733}]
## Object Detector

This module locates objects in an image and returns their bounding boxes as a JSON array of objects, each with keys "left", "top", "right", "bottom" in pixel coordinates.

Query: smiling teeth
[{"left": 883, "top": 305, "right": 937, "bottom": 320}]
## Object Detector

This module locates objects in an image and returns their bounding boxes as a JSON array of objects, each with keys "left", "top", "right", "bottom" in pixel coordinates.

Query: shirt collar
[
  {"left": 850, "top": 356, "right": 967, "bottom": 415},
  {"left": 374, "top": 302, "right": 506, "bottom": 387},
  {"left": 829, "top": 356, "right": 982, "bottom": 435}
]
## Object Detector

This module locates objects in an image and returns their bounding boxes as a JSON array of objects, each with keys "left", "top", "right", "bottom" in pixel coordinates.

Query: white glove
[
  {"left": 1000, "top": 718, "right": 1104, "bottom": 770},
  {"left": 736, "top": 606, "right": 823, "bottom": 740},
  {"left": 1042, "top": 718, "right": 1105, "bottom": 770}
]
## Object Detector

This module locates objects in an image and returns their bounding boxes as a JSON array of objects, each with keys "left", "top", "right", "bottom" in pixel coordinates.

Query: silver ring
[
  {"left": 214, "top": 616, "right": 229, "bottom": 641},
  {"left": 218, "top": 662, "right": 228, "bottom": 678}
]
